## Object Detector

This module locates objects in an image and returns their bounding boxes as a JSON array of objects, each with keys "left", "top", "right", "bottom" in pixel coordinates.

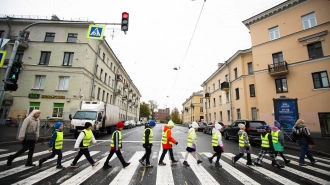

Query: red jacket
[{"left": 162, "top": 125, "right": 177, "bottom": 149}]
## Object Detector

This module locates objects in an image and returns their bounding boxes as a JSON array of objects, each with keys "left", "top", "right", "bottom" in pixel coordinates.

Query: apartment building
[
  {"left": 182, "top": 90, "right": 204, "bottom": 124},
  {"left": 154, "top": 108, "right": 170, "bottom": 122},
  {"left": 0, "top": 15, "right": 141, "bottom": 123}
]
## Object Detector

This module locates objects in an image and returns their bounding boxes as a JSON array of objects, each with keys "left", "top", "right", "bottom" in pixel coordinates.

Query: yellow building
[
  {"left": 0, "top": 15, "right": 141, "bottom": 123},
  {"left": 182, "top": 90, "right": 204, "bottom": 124}
]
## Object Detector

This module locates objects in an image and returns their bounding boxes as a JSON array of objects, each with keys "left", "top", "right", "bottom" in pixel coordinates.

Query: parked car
[
  {"left": 136, "top": 121, "right": 141, "bottom": 126},
  {"left": 124, "top": 121, "right": 132, "bottom": 129},
  {"left": 130, "top": 120, "right": 136, "bottom": 127},
  {"left": 223, "top": 119, "right": 267, "bottom": 141},
  {"left": 197, "top": 122, "right": 207, "bottom": 132},
  {"left": 203, "top": 122, "right": 225, "bottom": 135}
]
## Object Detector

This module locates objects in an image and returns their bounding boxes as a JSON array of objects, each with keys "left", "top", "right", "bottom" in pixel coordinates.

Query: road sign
[
  {"left": 0, "top": 50, "right": 6, "bottom": 67},
  {"left": 0, "top": 38, "right": 10, "bottom": 48},
  {"left": 86, "top": 25, "right": 105, "bottom": 40}
]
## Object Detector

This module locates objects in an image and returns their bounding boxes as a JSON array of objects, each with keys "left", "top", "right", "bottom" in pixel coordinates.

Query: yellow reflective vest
[
  {"left": 187, "top": 131, "right": 197, "bottom": 147},
  {"left": 110, "top": 130, "right": 122, "bottom": 148},
  {"left": 239, "top": 133, "right": 250, "bottom": 147},
  {"left": 54, "top": 131, "right": 63, "bottom": 149},
  {"left": 162, "top": 130, "right": 172, "bottom": 144},
  {"left": 212, "top": 132, "right": 221, "bottom": 146},
  {"left": 82, "top": 129, "right": 92, "bottom": 147},
  {"left": 271, "top": 131, "right": 279, "bottom": 143},
  {"left": 261, "top": 133, "right": 270, "bottom": 148},
  {"left": 142, "top": 128, "right": 153, "bottom": 144}
]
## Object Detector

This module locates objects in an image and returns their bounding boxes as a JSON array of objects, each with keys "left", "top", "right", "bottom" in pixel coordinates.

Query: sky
[{"left": 0, "top": 0, "right": 287, "bottom": 113}]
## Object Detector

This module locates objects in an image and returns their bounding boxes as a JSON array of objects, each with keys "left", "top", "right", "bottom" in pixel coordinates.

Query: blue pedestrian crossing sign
[
  {"left": 86, "top": 25, "right": 105, "bottom": 40},
  {"left": 0, "top": 50, "right": 6, "bottom": 67}
]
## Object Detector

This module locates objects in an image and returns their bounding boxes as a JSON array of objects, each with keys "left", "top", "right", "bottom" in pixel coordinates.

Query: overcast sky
[{"left": 0, "top": 0, "right": 286, "bottom": 113}]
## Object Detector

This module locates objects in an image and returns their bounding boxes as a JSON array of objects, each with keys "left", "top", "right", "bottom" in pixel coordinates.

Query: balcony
[
  {"left": 122, "top": 95, "right": 127, "bottom": 100},
  {"left": 204, "top": 93, "right": 210, "bottom": 99},
  {"left": 7, "top": 36, "right": 29, "bottom": 49},
  {"left": 132, "top": 93, "right": 136, "bottom": 97},
  {"left": 190, "top": 103, "right": 194, "bottom": 107},
  {"left": 116, "top": 74, "right": 123, "bottom": 82},
  {"left": 220, "top": 82, "right": 229, "bottom": 92},
  {"left": 185, "top": 107, "right": 189, "bottom": 111},
  {"left": 123, "top": 83, "right": 128, "bottom": 89},
  {"left": 129, "top": 89, "right": 133, "bottom": 93},
  {"left": 114, "top": 89, "right": 121, "bottom": 95},
  {"left": 268, "top": 61, "right": 289, "bottom": 77},
  {"left": 128, "top": 99, "right": 132, "bottom": 103}
]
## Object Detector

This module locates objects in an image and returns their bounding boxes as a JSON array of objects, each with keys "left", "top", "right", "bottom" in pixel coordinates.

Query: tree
[
  {"left": 170, "top": 107, "right": 180, "bottom": 124},
  {"left": 139, "top": 102, "right": 150, "bottom": 119},
  {"left": 148, "top": 100, "right": 158, "bottom": 120}
]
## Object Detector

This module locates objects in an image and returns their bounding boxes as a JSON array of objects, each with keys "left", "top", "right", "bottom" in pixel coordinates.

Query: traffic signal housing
[
  {"left": 5, "top": 61, "right": 22, "bottom": 91},
  {"left": 121, "top": 12, "right": 129, "bottom": 32}
]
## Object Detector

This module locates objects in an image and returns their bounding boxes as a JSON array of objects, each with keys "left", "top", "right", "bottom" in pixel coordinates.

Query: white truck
[
  {"left": 140, "top": 117, "right": 148, "bottom": 126},
  {"left": 69, "top": 101, "right": 120, "bottom": 138}
]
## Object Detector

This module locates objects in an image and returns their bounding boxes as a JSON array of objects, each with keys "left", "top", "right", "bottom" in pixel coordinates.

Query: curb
[
  {"left": 285, "top": 144, "right": 330, "bottom": 158},
  {"left": 0, "top": 133, "right": 74, "bottom": 146}
]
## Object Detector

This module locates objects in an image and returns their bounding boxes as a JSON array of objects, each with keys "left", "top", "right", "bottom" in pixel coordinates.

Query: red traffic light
[{"left": 122, "top": 12, "right": 129, "bottom": 19}]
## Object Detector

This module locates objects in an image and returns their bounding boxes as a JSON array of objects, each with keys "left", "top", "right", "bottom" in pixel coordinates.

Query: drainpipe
[
  {"left": 226, "top": 61, "right": 233, "bottom": 123},
  {"left": 125, "top": 83, "right": 130, "bottom": 121},
  {"left": 90, "top": 38, "right": 104, "bottom": 101}
]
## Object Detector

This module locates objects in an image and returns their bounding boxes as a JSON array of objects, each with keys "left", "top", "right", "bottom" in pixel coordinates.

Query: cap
[
  {"left": 168, "top": 120, "right": 175, "bottom": 127},
  {"left": 55, "top": 122, "right": 63, "bottom": 129},
  {"left": 238, "top": 123, "right": 245, "bottom": 129},
  {"left": 215, "top": 123, "right": 223, "bottom": 130},
  {"left": 116, "top": 121, "right": 125, "bottom": 129},
  {"left": 191, "top": 122, "right": 199, "bottom": 128},
  {"left": 149, "top": 120, "right": 156, "bottom": 127}
]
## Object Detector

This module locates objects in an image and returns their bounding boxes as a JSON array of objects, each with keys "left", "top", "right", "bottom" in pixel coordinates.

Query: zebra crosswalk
[{"left": 0, "top": 149, "right": 329, "bottom": 185}]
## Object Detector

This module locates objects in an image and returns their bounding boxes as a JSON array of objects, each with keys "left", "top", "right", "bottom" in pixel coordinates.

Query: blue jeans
[{"left": 297, "top": 140, "right": 315, "bottom": 164}]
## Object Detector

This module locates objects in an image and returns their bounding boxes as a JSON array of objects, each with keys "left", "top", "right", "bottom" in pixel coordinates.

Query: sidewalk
[{"left": 285, "top": 137, "right": 330, "bottom": 158}]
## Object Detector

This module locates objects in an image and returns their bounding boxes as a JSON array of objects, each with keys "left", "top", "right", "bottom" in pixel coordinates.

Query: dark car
[
  {"left": 203, "top": 122, "right": 225, "bottom": 135},
  {"left": 223, "top": 119, "right": 267, "bottom": 141},
  {"left": 197, "top": 122, "right": 207, "bottom": 132}
]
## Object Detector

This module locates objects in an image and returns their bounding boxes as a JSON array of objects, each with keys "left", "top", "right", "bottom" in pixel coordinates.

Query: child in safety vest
[
  {"left": 254, "top": 124, "right": 284, "bottom": 168},
  {"left": 139, "top": 120, "right": 156, "bottom": 168},
  {"left": 272, "top": 120, "right": 290, "bottom": 165},
  {"left": 103, "top": 121, "right": 131, "bottom": 169},
  {"left": 232, "top": 123, "right": 253, "bottom": 165},
  {"left": 183, "top": 122, "right": 203, "bottom": 167},
  {"left": 208, "top": 123, "right": 224, "bottom": 168},
  {"left": 39, "top": 122, "right": 64, "bottom": 169},
  {"left": 70, "top": 122, "right": 99, "bottom": 168},
  {"left": 158, "top": 120, "right": 178, "bottom": 166}
]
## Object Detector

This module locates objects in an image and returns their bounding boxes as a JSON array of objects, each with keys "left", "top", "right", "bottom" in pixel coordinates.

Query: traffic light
[
  {"left": 5, "top": 83, "right": 18, "bottom": 91},
  {"left": 121, "top": 12, "right": 129, "bottom": 32},
  {"left": 9, "top": 62, "right": 22, "bottom": 83}
]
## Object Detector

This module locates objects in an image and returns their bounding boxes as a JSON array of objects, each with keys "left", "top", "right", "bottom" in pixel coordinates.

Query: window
[
  {"left": 114, "top": 66, "right": 116, "bottom": 73},
  {"left": 103, "top": 53, "right": 105, "bottom": 61},
  {"left": 214, "top": 112, "right": 216, "bottom": 121},
  {"left": 106, "top": 93, "right": 109, "bottom": 103},
  {"left": 227, "top": 110, "right": 230, "bottom": 121},
  {"left": 248, "top": 62, "right": 253, "bottom": 75},
  {"left": 218, "top": 80, "right": 221, "bottom": 89},
  {"left": 225, "top": 74, "right": 229, "bottom": 82},
  {"left": 219, "top": 96, "right": 222, "bottom": 105},
  {"left": 28, "top": 102, "right": 40, "bottom": 114},
  {"left": 312, "top": 71, "right": 329, "bottom": 89},
  {"left": 63, "top": 52, "right": 74, "bottom": 66},
  {"left": 302, "top": 12, "right": 317, "bottom": 30},
  {"left": 108, "top": 76, "right": 111, "bottom": 86},
  {"left": 0, "top": 30, "right": 4, "bottom": 38},
  {"left": 307, "top": 42, "right": 323, "bottom": 59},
  {"left": 52, "top": 103, "right": 64, "bottom": 118},
  {"left": 251, "top": 107, "right": 257, "bottom": 120},
  {"left": 275, "top": 78, "right": 288, "bottom": 93},
  {"left": 272, "top": 52, "right": 284, "bottom": 65},
  {"left": 220, "top": 111, "right": 223, "bottom": 121},
  {"left": 200, "top": 98, "right": 203, "bottom": 103},
  {"left": 269, "top": 26, "right": 280, "bottom": 40},
  {"left": 67, "top": 33, "right": 78, "bottom": 42},
  {"left": 209, "top": 113, "right": 211, "bottom": 121},
  {"left": 319, "top": 113, "right": 330, "bottom": 135},
  {"left": 102, "top": 90, "right": 105, "bottom": 101},
  {"left": 205, "top": 102, "right": 207, "bottom": 109},
  {"left": 237, "top": 109, "right": 241, "bottom": 119},
  {"left": 208, "top": 87, "right": 210, "bottom": 93},
  {"left": 39, "top": 52, "right": 51, "bottom": 65},
  {"left": 110, "top": 95, "right": 112, "bottom": 104},
  {"left": 58, "top": 76, "right": 70, "bottom": 90},
  {"left": 235, "top": 88, "right": 240, "bottom": 100},
  {"left": 33, "top": 76, "right": 45, "bottom": 89},
  {"left": 100, "top": 69, "right": 103, "bottom": 79},
  {"left": 213, "top": 98, "right": 216, "bottom": 107},
  {"left": 208, "top": 99, "right": 210, "bottom": 108},
  {"left": 249, "top": 84, "right": 255, "bottom": 97},
  {"left": 44, "top": 32, "right": 55, "bottom": 42},
  {"left": 110, "top": 62, "right": 113, "bottom": 70},
  {"left": 14, "top": 50, "right": 24, "bottom": 63},
  {"left": 213, "top": 84, "right": 215, "bottom": 92},
  {"left": 97, "top": 87, "right": 101, "bottom": 99},
  {"left": 234, "top": 68, "right": 238, "bottom": 79},
  {"left": 226, "top": 92, "right": 230, "bottom": 102},
  {"left": 112, "top": 79, "right": 114, "bottom": 88},
  {"left": 200, "top": 107, "right": 203, "bottom": 112},
  {"left": 104, "top": 73, "right": 107, "bottom": 83}
]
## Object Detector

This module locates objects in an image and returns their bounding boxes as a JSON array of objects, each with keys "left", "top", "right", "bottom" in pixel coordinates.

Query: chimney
[
  {"left": 218, "top": 63, "right": 224, "bottom": 68},
  {"left": 51, "top": 14, "right": 60, "bottom": 21}
]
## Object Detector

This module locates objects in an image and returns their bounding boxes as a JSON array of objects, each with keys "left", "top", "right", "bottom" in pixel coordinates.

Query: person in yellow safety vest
[
  {"left": 39, "top": 122, "right": 64, "bottom": 169},
  {"left": 254, "top": 124, "right": 284, "bottom": 168},
  {"left": 231, "top": 123, "right": 253, "bottom": 165},
  {"left": 272, "top": 120, "right": 290, "bottom": 165},
  {"left": 183, "top": 122, "right": 203, "bottom": 167},
  {"left": 207, "top": 122, "right": 224, "bottom": 168},
  {"left": 103, "top": 121, "right": 131, "bottom": 169},
  {"left": 139, "top": 120, "right": 156, "bottom": 168},
  {"left": 70, "top": 122, "right": 99, "bottom": 168},
  {"left": 158, "top": 120, "right": 178, "bottom": 166}
]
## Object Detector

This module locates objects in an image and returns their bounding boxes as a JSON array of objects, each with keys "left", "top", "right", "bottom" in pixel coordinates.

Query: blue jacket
[{"left": 48, "top": 129, "right": 62, "bottom": 148}]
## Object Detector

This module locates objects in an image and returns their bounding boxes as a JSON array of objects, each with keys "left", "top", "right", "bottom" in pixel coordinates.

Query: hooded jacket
[
  {"left": 292, "top": 125, "right": 314, "bottom": 144},
  {"left": 162, "top": 125, "right": 177, "bottom": 149},
  {"left": 19, "top": 110, "right": 41, "bottom": 139}
]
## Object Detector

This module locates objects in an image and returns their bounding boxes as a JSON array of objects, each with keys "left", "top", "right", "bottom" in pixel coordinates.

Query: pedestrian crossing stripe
[
  {"left": 1, "top": 150, "right": 330, "bottom": 185},
  {"left": 86, "top": 25, "right": 105, "bottom": 40}
]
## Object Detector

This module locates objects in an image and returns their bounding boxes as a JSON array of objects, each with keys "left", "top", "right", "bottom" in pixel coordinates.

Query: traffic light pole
[{"left": 0, "top": 20, "right": 121, "bottom": 108}]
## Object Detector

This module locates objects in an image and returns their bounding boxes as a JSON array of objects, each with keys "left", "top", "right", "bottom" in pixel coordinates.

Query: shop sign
[
  {"left": 28, "top": 93, "right": 40, "bottom": 99},
  {"left": 41, "top": 95, "right": 65, "bottom": 99}
]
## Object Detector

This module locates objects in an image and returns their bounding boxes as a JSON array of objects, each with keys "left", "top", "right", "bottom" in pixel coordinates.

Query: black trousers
[
  {"left": 10, "top": 139, "right": 36, "bottom": 165},
  {"left": 210, "top": 146, "right": 223, "bottom": 163},
  {"left": 41, "top": 149, "right": 62, "bottom": 166},
  {"left": 234, "top": 153, "right": 252, "bottom": 165},
  {"left": 159, "top": 148, "right": 175, "bottom": 163},
  {"left": 105, "top": 149, "right": 127, "bottom": 166},
  {"left": 141, "top": 146, "right": 152, "bottom": 164},
  {"left": 274, "top": 151, "right": 289, "bottom": 162},
  {"left": 72, "top": 148, "right": 95, "bottom": 165}
]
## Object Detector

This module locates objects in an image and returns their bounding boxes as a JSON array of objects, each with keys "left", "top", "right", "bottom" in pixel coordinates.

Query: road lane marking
[
  {"left": 181, "top": 152, "right": 219, "bottom": 185},
  {"left": 0, "top": 149, "right": 8, "bottom": 152},
  {"left": 0, "top": 151, "right": 28, "bottom": 158},
  {"left": 222, "top": 153, "right": 300, "bottom": 185},
  {"left": 250, "top": 154, "right": 330, "bottom": 185},
  {"left": 109, "top": 151, "right": 144, "bottom": 185},
  {"left": 203, "top": 152, "right": 260, "bottom": 185},
  {"left": 285, "top": 154, "right": 330, "bottom": 165},
  {"left": 0, "top": 150, "right": 49, "bottom": 165},
  {"left": 12, "top": 151, "right": 99, "bottom": 185},
  {"left": 0, "top": 151, "right": 76, "bottom": 179}
]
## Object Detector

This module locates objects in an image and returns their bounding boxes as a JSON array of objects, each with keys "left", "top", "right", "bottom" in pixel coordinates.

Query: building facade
[
  {"left": 154, "top": 108, "right": 170, "bottom": 122},
  {"left": 182, "top": 90, "right": 204, "bottom": 124},
  {"left": 0, "top": 15, "right": 141, "bottom": 123}
]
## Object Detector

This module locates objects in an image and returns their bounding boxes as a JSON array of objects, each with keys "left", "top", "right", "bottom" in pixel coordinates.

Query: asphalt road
[{"left": 0, "top": 124, "right": 330, "bottom": 185}]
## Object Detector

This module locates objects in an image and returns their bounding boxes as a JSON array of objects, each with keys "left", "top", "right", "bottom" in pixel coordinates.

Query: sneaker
[
  {"left": 197, "top": 160, "right": 203, "bottom": 164},
  {"left": 215, "top": 162, "right": 222, "bottom": 168},
  {"left": 299, "top": 163, "right": 307, "bottom": 166},
  {"left": 158, "top": 162, "right": 166, "bottom": 166},
  {"left": 145, "top": 164, "right": 153, "bottom": 168},
  {"left": 172, "top": 159, "right": 178, "bottom": 163},
  {"left": 103, "top": 163, "right": 112, "bottom": 169},
  {"left": 311, "top": 160, "right": 317, "bottom": 165},
  {"left": 254, "top": 163, "right": 262, "bottom": 167},
  {"left": 208, "top": 157, "right": 213, "bottom": 164},
  {"left": 139, "top": 159, "right": 145, "bottom": 166},
  {"left": 246, "top": 163, "right": 254, "bottom": 166},
  {"left": 56, "top": 165, "right": 65, "bottom": 169},
  {"left": 7, "top": 156, "right": 13, "bottom": 167},
  {"left": 123, "top": 162, "right": 130, "bottom": 168},
  {"left": 38, "top": 159, "right": 43, "bottom": 168},
  {"left": 231, "top": 157, "right": 235, "bottom": 165},
  {"left": 285, "top": 160, "right": 291, "bottom": 165},
  {"left": 183, "top": 161, "right": 190, "bottom": 167},
  {"left": 70, "top": 163, "right": 79, "bottom": 168},
  {"left": 92, "top": 161, "right": 100, "bottom": 167}
]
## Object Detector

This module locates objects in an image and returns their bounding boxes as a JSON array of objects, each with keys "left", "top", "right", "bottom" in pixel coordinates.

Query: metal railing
[{"left": 268, "top": 61, "right": 288, "bottom": 73}]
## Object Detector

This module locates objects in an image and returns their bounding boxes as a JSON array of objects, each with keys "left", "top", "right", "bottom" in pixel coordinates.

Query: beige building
[
  {"left": 201, "top": 0, "right": 330, "bottom": 137},
  {"left": 0, "top": 15, "right": 141, "bottom": 123},
  {"left": 182, "top": 90, "right": 204, "bottom": 124}
]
